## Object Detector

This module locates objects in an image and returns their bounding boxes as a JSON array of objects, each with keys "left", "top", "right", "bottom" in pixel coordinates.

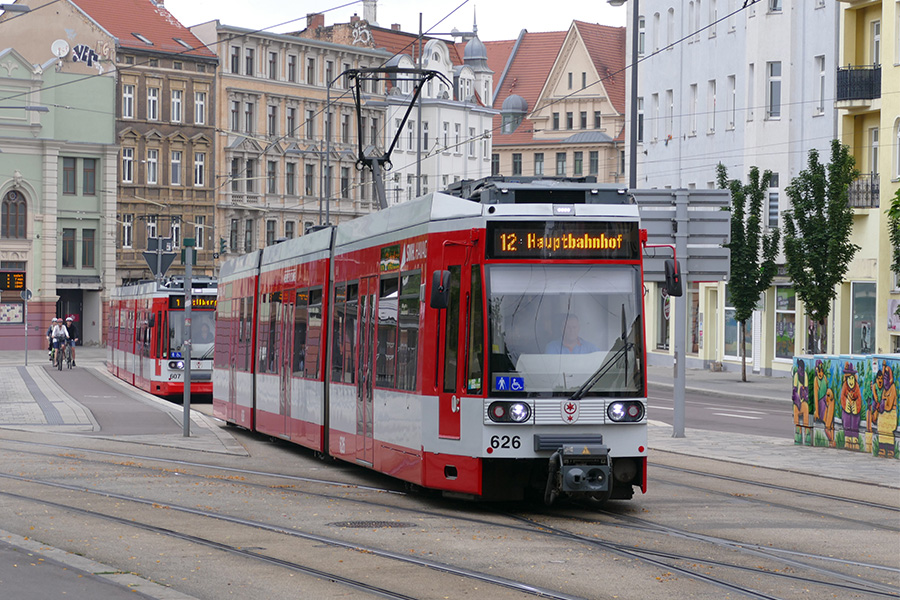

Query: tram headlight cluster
[
  {"left": 168, "top": 360, "right": 185, "bottom": 370},
  {"left": 607, "top": 401, "right": 645, "bottom": 422},
  {"left": 488, "top": 401, "right": 531, "bottom": 423}
]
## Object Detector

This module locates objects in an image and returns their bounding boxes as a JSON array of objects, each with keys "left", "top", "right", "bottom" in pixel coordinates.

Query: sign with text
[
  {"left": 0, "top": 271, "right": 25, "bottom": 291},
  {"left": 487, "top": 221, "right": 639, "bottom": 260},
  {"left": 169, "top": 296, "right": 217, "bottom": 309}
]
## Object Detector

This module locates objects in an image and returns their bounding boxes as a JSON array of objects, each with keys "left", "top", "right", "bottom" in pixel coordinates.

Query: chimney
[
  {"left": 306, "top": 13, "right": 324, "bottom": 30},
  {"left": 350, "top": 14, "right": 360, "bottom": 23},
  {"left": 391, "top": 23, "right": 401, "bottom": 31},
  {"left": 363, "top": 0, "right": 377, "bottom": 25}
]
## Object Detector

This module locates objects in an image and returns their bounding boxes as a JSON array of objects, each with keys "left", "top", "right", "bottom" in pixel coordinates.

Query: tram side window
[
  {"left": 257, "top": 292, "right": 271, "bottom": 373},
  {"left": 398, "top": 272, "right": 421, "bottom": 391},
  {"left": 293, "top": 290, "right": 308, "bottom": 376},
  {"left": 343, "top": 284, "right": 358, "bottom": 383},
  {"left": 466, "top": 267, "right": 483, "bottom": 393},
  {"left": 304, "top": 288, "right": 322, "bottom": 379},
  {"left": 214, "top": 301, "right": 228, "bottom": 368},
  {"left": 377, "top": 276, "right": 399, "bottom": 388},
  {"left": 331, "top": 285, "right": 346, "bottom": 381},
  {"left": 442, "top": 266, "right": 462, "bottom": 393},
  {"left": 265, "top": 292, "right": 281, "bottom": 374}
]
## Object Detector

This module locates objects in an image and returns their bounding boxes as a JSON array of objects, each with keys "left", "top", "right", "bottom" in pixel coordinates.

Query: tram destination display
[
  {"left": 487, "top": 221, "right": 639, "bottom": 260},
  {"left": 0, "top": 270, "right": 26, "bottom": 291},
  {"left": 169, "top": 295, "right": 217, "bottom": 309}
]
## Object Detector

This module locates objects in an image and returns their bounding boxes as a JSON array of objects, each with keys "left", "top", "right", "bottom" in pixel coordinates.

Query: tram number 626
[{"left": 490, "top": 435, "right": 521, "bottom": 449}]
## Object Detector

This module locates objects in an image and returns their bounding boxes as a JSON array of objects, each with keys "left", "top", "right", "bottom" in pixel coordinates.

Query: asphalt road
[{"left": 647, "top": 387, "right": 793, "bottom": 438}]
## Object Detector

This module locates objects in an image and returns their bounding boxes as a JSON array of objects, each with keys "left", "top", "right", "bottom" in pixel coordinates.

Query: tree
[
  {"left": 717, "top": 164, "right": 780, "bottom": 382},
  {"left": 888, "top": 188, "right": 900, "bottom": 277},
  {"left": 783, "top": 139, "right": 859, "bottom": 354}
]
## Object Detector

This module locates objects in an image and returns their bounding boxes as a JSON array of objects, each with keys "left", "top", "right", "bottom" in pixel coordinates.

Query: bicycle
[{"left": 53, "top": 336, "right": 68, "bottom": 371}]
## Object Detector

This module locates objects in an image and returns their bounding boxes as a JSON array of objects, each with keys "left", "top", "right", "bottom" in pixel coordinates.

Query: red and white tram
[
  {"left": 108, "top": 277, "right": 218, "bottom": 397},
  {"left": 214, "top": 178, "right": 680, "bottom": 503}
]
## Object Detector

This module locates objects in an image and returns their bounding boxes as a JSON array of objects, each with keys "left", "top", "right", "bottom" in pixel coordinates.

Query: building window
[
  {"left": 534, "top": 152, "right": 544, "bottom": 176},
  {"left": 589, "top": 151, "right": 599, "bottom": 175},
  {"left": 341, "top": 113, "right": 350, "bottom": 142},
  {"left": 707, "top": 79, "right": 716, "bottom": 133},
  {"left": 245, "top": 101, "right": 255, "bottom": 134},
  {"left": 724, "top": 285, "right": 751, "bottom": 359},
  {"left": 567, "top": 72, "right": 573, "bottom": 89},
  {"left": 768, "top": 0, "right": 782, "bottom": 12},
  {"left": 122, "top": 148, "right": 134, "bottom": 183},
  {"left": 775, "top": 286, "right": 795, "bottom": 360},
  {"left": 556, "top": 152, "right": 566, "bottom": 176},
  {"left": 637, "top": 97, "right": 644, "bottom": 142},
  {"left": 195, "top": 91, "right": 206, "bottom": 124},
  {"left": 194, "top": 152, "right": 205, "bottom": 186},
  {"left": 305, "top": 163, "right": 315, "bottom": 196},
  {"left": 340, "top": 166, "right": 350, "bottom": 198},
  {"left": 245, "top": 47, "right": 255, "bottom": 76},
  {"left": 573, "top": 151, "right": 583, "bottom": 176},
  {"left": 122, "top": 84, "right": 134, "bottom": 119},
  {"left": 491, "top": 154, "right": 500, "bottom": 176},
  {"left": 638, "top": 16, "right": 645, "bottom": 54},
  {"left": 1, "top": 190, "right": 26, "bottom": 239},
  {"left": 267, "top": 160, "right": 277, "bottom": 194},
  {"left": 306, "top": 109, "right": 315, "bottom": 139},
  {"left": 62, "top": 228, "right": 76, "bottom": 268},
  {"left": 229, "top": 218, "right": 238, "bottom": 251},
  {"left": 268, "top": 51, "right": 278, "bottom": 79},
  {"left": 169, "top": 221, "right": 179, "bottom": 250},
  {"left": 651, "top": 93, "right": 659, "bottom": 140},
  {"left": 244, "top": 219, "right": 254, "bottom": 252},
  {"left": 287, "top": 54, "right": 297, "bottom": 82},
  {"left": 747, "top": 63, "right": 755, "bottom": 121},
  {"left": 766, "top": 61, "right": 781, "bottom": 119},
  {"left": 423, "top": 121, "right": 429, "bottom": 150},
  {"left": 81, "top": 228, "right": 95, "bottom": 268},
  {"left": 171, "top": 89, "right": 183, "bottom": 123},
  {"left": 454, "top": 123, "right": 461, "bottom": 150},
  {"left": 266, "top": 219, "right": 276, "bottom": 246},
  {"left": 146, "top": 215, "right": 157, "bottom": 240},
  {"left": 147, "top": 87, "right": 159, "bottom": 121},
  {"left": 195, "top": 216, "right": 205, "bottom": 250},
  {"left": 306, "top": 57, "right": 316, "bottom": 84},
  {"left": 407, "top": 120, "right": 415, "bottom": 149},
  {"left": 230, "top": 46, "right": 240, "bottom": 73},
  {"left": 286, "top": 162, "right": 296, "bottom": 196},
  {"left": 287, "top": 107, "right": 297, "bottom": 137},
  {"left": 245, "top": 159, "right": 255, "bottom": 193},
  {"left": 566, "top": 112, "right": 573, "bottom": 129},
  {"left": 468, "top": 127, "right": 476, "bottom": 157},
  {"left": 231, "top": 100, "right": 240, "bottom": 132},
  {"left": 83, "top": 158, "right": 96, "bottom": 195},
  {"left": 851, "top": 282, "right": 876, "bottom": 354},
  {"left": 895, "top": 118, "right": 900, "bottom": 179},
  {"left": 267, "top": 105, "right": 278, "bottom": 136},
  {"left": 63, "top": 157, "right": 76, "bottom": 194},
  {"left": 230, "top": 158, "right": 241, "bottom": 193},
  {"left": 727, "top": 75, "right": 736, "bottom": 129},
  {"left": 512, "top": 153, "right": 522, "bottom": 176},
  {"left": 552, "top": 112, "right": 560, "bottom": 130},
  {"left": 689, "top": 83, "right": 698, "bottom": 135},
  {"left": 122, "top": 213, "right": 133, "bottom": 248},
  {"left": 285, "top": 220, "right": 295, "bottom": 239},
  {"left": 665, "top": 89, "right": 674, "bottom": 137},
  {"left": 170, "top": 150, "right": 182, "bottom": 186},
  {"left": 443, "top": 121, "right": 449, "bottom": 149},
  {"left": 146, "top": 149, "right": 158, "bottom": 185},
  {"left": 579, "top": 111, "right": 587, "bottom": 129}
]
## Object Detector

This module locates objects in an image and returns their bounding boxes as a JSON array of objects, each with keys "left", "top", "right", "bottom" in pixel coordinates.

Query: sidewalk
[{"left": 647, "top": 362, "right": 791, "bottom": 403}]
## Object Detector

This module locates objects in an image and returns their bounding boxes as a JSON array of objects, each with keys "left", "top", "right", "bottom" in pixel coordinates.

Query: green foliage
[
  {"left": 716, "top": 163, "right": 781, "bottom": 325},
  {"left": 888, "top": 188, "right": 900, "bottom": 276},
  {"left": 783, "top": 139, "right": 860, "bottom": 325}
]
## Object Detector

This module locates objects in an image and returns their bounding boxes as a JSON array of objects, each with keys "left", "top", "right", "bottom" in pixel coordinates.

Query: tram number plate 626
[{"left": 490, "top": 435, "right": 521, "bottom": 450}]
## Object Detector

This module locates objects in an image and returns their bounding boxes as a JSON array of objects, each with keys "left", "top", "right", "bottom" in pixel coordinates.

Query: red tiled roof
[
  {"left": 70, "top": 0, "right": 216, "bottom": 58},
  {"left": 575, "top": 21, "right": 626, "bottom": 115},
  {"left": 367, "top": 25, "right": 465, "bottom": 65}
]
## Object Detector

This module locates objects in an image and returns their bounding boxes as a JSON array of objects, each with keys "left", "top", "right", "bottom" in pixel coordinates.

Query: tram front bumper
[{"left": 558, "top": 444, "right": 611, "bottom": 494}]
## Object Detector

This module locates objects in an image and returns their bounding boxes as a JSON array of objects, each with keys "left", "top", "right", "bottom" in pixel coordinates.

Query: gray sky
[{"left": 165, "top": 0, "right": 626, "bottom": 42}]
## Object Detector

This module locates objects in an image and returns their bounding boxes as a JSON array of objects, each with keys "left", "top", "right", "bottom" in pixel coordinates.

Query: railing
[
  {"left": 848, "top": 172, "right": 879, "bottom": 209},
  {"left": 836, "top": 65, "right": 881, "bottom": 102}
]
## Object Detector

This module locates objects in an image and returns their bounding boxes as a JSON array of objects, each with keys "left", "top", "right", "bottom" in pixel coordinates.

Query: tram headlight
[
  {"left": 607, "top": 401, "right": 645, "bottom": 423},
  {"left": 488, "top": 401, "right": 531, "bottom": 423},
  {"left": 168, "top": 360, "right": 185, "bottom": 370}
]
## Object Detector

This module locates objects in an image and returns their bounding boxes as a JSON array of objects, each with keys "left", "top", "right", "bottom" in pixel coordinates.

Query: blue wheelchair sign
[{"left": 495, "top": 376, "right": 525, "bottom": 391}]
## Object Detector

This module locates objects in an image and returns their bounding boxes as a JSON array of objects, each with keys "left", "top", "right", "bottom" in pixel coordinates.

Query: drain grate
[{"left": 327, "top": 521, "right": 416, "bottom": 529}]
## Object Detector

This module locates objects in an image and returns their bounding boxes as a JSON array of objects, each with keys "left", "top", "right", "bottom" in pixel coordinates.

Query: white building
[{"left": 629, "top": 0, "right": 838, "bottom": 375}]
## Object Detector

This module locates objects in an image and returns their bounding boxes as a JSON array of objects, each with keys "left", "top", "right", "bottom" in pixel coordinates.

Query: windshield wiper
[{"left": 570, "top": 304, "right": 633, "bottom": 401}]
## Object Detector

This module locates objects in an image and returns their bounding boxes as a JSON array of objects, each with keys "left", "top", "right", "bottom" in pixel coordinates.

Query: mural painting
[{"left": 792, "top": 355, "right": 899, "bottom": 459}]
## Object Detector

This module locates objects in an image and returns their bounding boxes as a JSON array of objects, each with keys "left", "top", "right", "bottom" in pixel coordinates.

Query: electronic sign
[
  {"left": 0, "top": 271, "right": 25, "bottom": 291},
  {"left": 169, "top": 295, "right": 217, "bottom": 309},
  {"left": 487, "top": 221, "right": 639, "bottom": 260}
]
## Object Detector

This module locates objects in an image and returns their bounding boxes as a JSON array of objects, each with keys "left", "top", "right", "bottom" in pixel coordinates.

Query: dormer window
[
  {"left": 132, "top": 32, "right": 153, "bottom": 45},
  {"left": 174, "top": 38, "right": 193, "bottom": 50}
]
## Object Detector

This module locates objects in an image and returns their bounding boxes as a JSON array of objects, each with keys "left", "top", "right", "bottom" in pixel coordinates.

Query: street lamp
[
  {"left": 0, "top": 3, "right": 30, "bottom": 12},
  {"left": 608, "top": 0, "right": 638, "bottom": 189}
]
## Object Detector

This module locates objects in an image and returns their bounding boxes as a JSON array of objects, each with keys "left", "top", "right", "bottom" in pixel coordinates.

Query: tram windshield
[
  {"left": 169, "top": 310, "right": 216, "bottom": 359},
  {"left": 487, "top": 264, "right": 643, "bottom": 397}
]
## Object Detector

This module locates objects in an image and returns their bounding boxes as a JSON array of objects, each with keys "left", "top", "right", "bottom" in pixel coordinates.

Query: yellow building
[{"left": 836, "top": 0, "right": 900, "bottom": 355}]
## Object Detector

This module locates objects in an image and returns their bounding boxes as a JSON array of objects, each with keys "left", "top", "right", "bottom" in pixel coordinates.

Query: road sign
[
  {"left": 20, "top": 288, "right": 32, "bottom": 301},
  {"left": 143, "top": 250, "right": 177, "bottom": 277}
]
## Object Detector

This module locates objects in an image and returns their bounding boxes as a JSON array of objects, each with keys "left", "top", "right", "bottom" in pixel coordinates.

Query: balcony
[
  {"left": 848, "top": 173, "right": 879, "bottom": 209},
  {"left": 836, "top": 65, "right": 881, "bottom": 109}
]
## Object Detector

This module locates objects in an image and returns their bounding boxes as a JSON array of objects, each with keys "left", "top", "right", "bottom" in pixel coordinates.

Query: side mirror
[
  {"left": 430, "top": 270, "right": 451, "bottom": 309},
  {"left": 664, "top": 259, "right": 683, "bottom": 297},
  {"left": 148, "top": 313, "right": 156, "bottom": 328}
]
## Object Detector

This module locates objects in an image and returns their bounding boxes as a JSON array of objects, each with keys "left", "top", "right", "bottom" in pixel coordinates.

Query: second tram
[
  {"left": 214, "top": 177, "right": 680, "bottom": 503},
  {"left": 108, "top": 277, "right": 218, "bottom": 397}
]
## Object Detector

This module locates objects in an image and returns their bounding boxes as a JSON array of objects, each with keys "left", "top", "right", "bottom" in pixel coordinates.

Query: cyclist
[
  {"left": 65, "top": 317, "right": 79, "bottom": 367},
  {"left": 50, "top": 318, "right": 70, "bottom": 366},
  {"left": 47, "top": 317, "right": 58, "bottom": 361}
]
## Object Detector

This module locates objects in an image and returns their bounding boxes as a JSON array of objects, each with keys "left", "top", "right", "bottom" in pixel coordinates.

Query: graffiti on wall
[{"left": 792, "top": 355, "right": 899, "bottom": 459}]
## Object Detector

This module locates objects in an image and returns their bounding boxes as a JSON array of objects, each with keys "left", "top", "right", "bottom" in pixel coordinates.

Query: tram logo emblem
[{"left": 562, "top": 401, "right": 579, "bottom": 423}]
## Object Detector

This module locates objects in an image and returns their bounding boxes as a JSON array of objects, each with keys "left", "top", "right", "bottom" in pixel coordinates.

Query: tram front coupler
[{"left": 544, "top": 444, "right": 611, "bottom": 505}]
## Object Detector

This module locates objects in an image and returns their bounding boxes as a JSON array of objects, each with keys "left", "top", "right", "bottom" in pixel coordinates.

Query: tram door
[
  {"left": 437, "top": 246, "right": 475, "bottom": 440},
  {"left": 356, "top": 276, "right": 377, "bottom": 464},
  {"left": 279, "top": 291, "right": 295, "bottom": 438}
]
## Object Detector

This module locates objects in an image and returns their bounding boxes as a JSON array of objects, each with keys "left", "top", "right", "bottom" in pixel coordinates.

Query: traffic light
[{"left": 219, "top": 237, "right": 227, "bottom": 255}]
